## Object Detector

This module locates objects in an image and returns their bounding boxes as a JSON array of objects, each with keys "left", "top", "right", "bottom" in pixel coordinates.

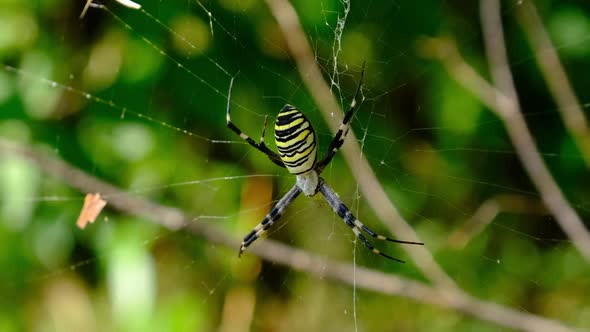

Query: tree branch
[
  {"left": 479, "top": 0, "right": 590, "bottom": 261},
  {"left": 0, "top": 138, "right": 584, "bottom": 332},
  {"left": 516, "top": 0, "right": 590, "bottom": 168}
]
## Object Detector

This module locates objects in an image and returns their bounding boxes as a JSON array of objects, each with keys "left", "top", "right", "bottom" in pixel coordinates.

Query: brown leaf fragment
[{"left": 76, "top": 193, "right": 107, "bottom": 229}]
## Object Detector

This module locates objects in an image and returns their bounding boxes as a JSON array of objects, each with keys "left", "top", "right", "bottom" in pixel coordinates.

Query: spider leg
[
  {"left": 226, "top": 76, "right": 285, "bottom": 168},
  {"left": 353, "top": 220, "right": 424, "bottom": 245},
  {"left": 259, "top": 114, "right": 269, "bottom": 145},
  {"left": 318, "top": 179, "right": 421, "bottom": 263},
  {"left": 316, "top": 62, "right": 366, "bottom": 174},
  {"left": 239, "top": 185, "right": 302, "bottom": 257},
  {"left": 350, "top": 226, "right": 406, "bottom": 263}
]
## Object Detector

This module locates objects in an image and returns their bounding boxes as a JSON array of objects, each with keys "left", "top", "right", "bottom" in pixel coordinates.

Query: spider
[{"left": 226, "top": 65, "right": 423, "bottom": 263}]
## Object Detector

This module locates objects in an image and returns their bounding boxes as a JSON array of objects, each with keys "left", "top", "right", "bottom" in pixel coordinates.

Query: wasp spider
[{"left": 226, "top": 65, "right": 423, "bottom": 262}]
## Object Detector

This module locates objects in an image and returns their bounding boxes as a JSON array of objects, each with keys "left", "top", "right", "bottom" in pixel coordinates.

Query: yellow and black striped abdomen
[{"left": 274, "top": 105, "right": 318, "bottom": 175}]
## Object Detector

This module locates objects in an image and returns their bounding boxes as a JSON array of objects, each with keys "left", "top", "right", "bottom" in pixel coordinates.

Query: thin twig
[
  {"left": 516, "top": 0, "right": 590, "bottom": 168},
  {"left": 447, "top": 194, "right": 547, "bottom": 249},
  {"left": 263, "top": 0, "right": 456, "bottom": 289},
  {"left": 0, "top": 139, "right": 584, "bottom": 332},
  {"left": 417, "top": 36, "right": 500, "bottom": 111},
  {"left": 479, "top": 0, "right": 590, "bottom": 261}
]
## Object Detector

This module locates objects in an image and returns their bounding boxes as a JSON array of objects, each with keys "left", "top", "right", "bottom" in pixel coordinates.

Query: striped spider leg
[
  {"left": 238, "top": 185, "right": 301, "bottom": 257},
  {"left": 226, "top": 76, "right": 286, "bottom": 169},
  {"left": 316, "top": 62, "right": 366, "bottom": 173},
  {"left": 318, "top": 179, "right": 423, "bottom": 263}
]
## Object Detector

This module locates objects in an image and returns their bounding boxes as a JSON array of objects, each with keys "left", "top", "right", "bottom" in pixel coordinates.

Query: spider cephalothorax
[{"left": 226, "top": 65, "right": 423, "bottom": 262}]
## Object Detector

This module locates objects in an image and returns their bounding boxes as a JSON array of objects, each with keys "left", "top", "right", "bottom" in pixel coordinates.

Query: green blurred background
[{"left": 1, "top": 0, "right": 589, "bottom": 331}]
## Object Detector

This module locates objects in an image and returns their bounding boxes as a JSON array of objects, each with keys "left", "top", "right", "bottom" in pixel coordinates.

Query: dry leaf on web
[{"left": 76, "top": 193, "right": 107, "bottom": 229}]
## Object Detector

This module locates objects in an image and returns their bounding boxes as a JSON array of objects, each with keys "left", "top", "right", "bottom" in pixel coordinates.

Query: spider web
[{"left": 1, "top": 0, "right": 590, "bottom": 331}]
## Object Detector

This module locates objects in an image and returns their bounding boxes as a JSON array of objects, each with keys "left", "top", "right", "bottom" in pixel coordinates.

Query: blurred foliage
[{"left": 1, "top": 0, "right": 590, "bottom": 331}]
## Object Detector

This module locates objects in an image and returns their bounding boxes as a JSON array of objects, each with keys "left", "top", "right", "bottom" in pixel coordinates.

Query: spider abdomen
[{"left": 274, "top": 105, "right": 318, "bottom": 175}]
